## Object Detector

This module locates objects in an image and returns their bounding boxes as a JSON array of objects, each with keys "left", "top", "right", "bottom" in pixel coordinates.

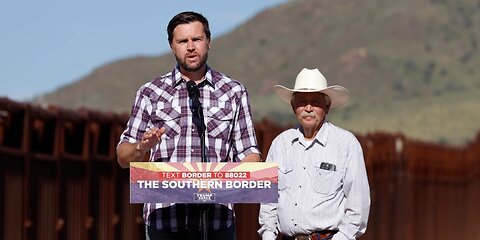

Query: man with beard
[
  {"left": 117, "top": 11, "right": 261, "bottom": 240},
  {"left": 258, "top": 68, "right": 370, "bottom": 240}
]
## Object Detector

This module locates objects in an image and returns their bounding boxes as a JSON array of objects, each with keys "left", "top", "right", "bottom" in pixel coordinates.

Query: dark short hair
[{"left": 167, "top": 11, "right": 211, "bottom": 45}]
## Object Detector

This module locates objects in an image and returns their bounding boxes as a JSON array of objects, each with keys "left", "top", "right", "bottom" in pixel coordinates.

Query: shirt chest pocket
[
  {"left": 313, "top": 169, "right": 343, "bottom": 195},
  {"left": 152, "top": 106, "right": 182, "bottom": 139},
  {"left": 278, "top": 165, "right": 293, "bottom": 191},
  {"left": 206, "top": 106, "right": 234, "bottom": 140}
]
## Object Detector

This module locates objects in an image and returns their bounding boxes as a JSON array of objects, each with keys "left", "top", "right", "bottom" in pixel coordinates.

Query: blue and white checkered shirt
[{"left": 258, "top": 122, "right": 370, "bottom": 240}]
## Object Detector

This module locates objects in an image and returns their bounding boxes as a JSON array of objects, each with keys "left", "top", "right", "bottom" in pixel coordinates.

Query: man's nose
[
  {"left": 187, "top": 41, "right": 195, "bottom": 51},
  {"left": 304, "top": 104, "right": 313, "bottom": 111}
]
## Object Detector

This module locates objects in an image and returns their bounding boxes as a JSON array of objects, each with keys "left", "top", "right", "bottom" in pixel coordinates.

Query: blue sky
[{"left": 0, "top": 0, "right": 288, "bottom": 102}]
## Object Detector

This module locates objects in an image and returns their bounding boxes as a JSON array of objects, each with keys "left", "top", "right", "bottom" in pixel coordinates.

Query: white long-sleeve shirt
[{"left": 258, "top": 122, "right": 370, "bottom": 240}]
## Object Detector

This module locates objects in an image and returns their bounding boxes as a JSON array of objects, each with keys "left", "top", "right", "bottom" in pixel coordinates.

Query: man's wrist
[{"left": 135, "top": 142, "right": 147, "bottom": 155}]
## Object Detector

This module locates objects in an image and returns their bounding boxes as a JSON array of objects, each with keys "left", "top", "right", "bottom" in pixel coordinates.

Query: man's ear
[
  {"left": 325, "top": 103, "right": 331, "bottom": 115},
  {"left": 290, "top": 100, "right": 296, "bottom": 114},
  {"left": 323, "top": 94, "right": 331, "bottom": 114}
]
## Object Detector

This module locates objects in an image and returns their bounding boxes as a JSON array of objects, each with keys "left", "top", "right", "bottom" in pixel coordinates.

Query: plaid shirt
[{"left": 119, "top": 65, "right": 260, "bottom": 231}]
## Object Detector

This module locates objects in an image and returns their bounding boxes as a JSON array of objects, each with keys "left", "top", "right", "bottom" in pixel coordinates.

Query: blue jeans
[{"left": 146, "top": 223, "right": 236, "bottom": 240}]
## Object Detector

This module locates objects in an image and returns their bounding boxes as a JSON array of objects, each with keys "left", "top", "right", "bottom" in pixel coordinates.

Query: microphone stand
[
  {"left": 195, "top": 99, "right": 207, "bottom": 163},
  {"left": 197, "top": 98, "right": 209, "bottom": 240},
  {"left": 187, "top": 80, "right": 209, "bottom": 240}
]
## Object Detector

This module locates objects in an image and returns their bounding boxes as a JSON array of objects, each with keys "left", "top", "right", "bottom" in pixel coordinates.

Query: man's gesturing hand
[{"left": 136, "top": 127, "right": 166, "bottom": 155}]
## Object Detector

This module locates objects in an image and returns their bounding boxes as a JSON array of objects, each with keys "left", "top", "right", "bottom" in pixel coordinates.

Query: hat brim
[{"left": 273, "top": 85, "right": 350, "bottom": 108}]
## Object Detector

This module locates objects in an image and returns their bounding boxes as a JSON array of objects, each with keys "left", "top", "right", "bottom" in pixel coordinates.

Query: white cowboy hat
[{"left": 273, "top": 68, "right": 350, "bottom": 108}]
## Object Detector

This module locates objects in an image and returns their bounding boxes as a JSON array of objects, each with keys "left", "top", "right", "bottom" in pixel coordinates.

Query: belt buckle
[{"left": 294, "top": 235, "right": 312, "bottom": 240}]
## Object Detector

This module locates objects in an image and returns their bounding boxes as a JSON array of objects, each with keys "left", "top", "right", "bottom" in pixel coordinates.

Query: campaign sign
[{"left": 130, "top": 162, "right": 278, "bottom": 203}]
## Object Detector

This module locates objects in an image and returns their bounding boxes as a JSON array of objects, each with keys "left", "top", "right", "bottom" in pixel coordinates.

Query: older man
[{"left": 258, "top": 68, "right": 370, "bottom": 240}]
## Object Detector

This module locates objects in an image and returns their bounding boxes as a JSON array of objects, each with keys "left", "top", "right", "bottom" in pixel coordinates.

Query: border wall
[{"left": 1, "top": 97, "right": 479, "bottom": 240}]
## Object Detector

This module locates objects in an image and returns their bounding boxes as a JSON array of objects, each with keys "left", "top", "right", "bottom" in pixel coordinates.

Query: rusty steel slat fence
[{"left": 1, "top": 97, "right": 480, "bottom": 240}]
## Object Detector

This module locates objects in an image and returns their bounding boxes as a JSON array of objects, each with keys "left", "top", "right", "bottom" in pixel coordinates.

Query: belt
[{"left": 283, "top": 230, "right": 338, "bottom": 240}]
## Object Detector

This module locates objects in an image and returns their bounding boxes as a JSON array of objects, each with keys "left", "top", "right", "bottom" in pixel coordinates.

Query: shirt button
[
  {"left": 192, "top": 129, "right": 195, "bottom": 132},
  {"left": 295, "top": 203, "right": 297, "bottom": 206},
  {"left": 303, "top": 167, "right": 306, "bottom": 170},
  {"left": 191, "top": 149, "right": 194, "bottom": 152},
  {"left": 299, "top": 185, "right": 302, "bottom": 188},
  {"left": 294, "top": 224, "right": 297, "bottom": 226}
]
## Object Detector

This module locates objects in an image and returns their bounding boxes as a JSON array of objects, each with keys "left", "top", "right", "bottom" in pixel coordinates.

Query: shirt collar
[
  {"left": 292, "top": 121, "right": 329, "bottom": 147},
  {"left": 315, "top": 122, "right": 329, "bottom": 146},
  {"left": 172, "top": 64, "right": 215, "bottom": 88}
]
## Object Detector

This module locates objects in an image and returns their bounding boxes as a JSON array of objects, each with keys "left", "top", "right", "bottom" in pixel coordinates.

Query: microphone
[
  {"left": 187, "top": 80, "right": 202, "bottom": 117},
  {"left": 186, "top": 80, "right": 200, "bottom": 102}
]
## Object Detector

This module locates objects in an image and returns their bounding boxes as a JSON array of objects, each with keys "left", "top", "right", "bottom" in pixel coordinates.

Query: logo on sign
[{"left": 194, "top": 193, "right": 216, "bottom": 202}]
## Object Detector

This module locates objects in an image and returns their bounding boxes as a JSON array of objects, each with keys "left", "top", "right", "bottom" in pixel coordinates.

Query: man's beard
[{"left": 176, "top": 52, "right": 208, "bottom": 72}]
